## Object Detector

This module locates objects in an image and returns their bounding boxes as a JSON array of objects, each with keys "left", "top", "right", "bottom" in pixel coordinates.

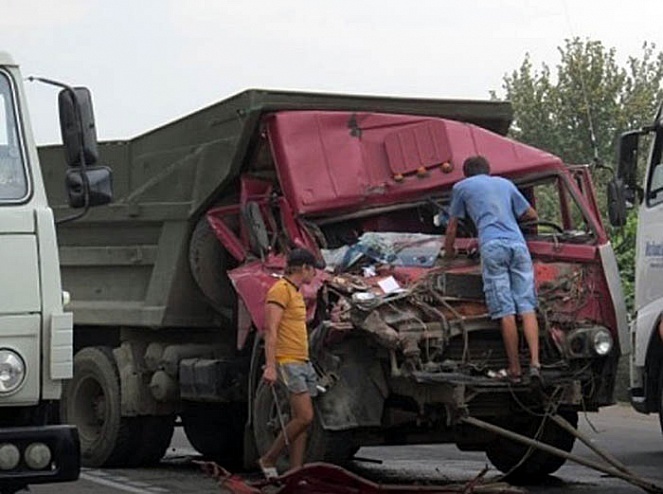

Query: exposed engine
[{"left": 314, "top": 231, "right": 613, "bottom": 391}]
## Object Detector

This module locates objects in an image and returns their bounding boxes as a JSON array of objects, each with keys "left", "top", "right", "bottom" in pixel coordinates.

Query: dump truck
[
  {"left": 38, "top": 89, "right": 628, "bottom": 479},
  {"left": 0, "top": 52, "right": 111, "bottom": 492},
  {"left": 609, "top": 102, "right": 663, "bottom": 433}
]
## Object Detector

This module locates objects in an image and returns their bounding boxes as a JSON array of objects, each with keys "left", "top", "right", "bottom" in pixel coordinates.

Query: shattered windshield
[
  {"left": 317, "top": 172, "right": 596, "bottom": 280},
  {"left": 0, "top": 71, "right": 29, "bottom": 201}
]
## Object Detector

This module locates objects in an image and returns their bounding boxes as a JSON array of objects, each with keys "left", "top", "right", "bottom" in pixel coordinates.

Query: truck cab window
[
  {"left": 521, "top": 175, "right": 595, "bottom": 243},
  {"left": 0, "top": 73, "right": 28, "bottom": 201}
]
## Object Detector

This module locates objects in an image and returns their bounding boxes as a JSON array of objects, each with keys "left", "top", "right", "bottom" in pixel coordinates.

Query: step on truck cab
[
  {"left": 0, "top": 51, "right": 111, "bottom": 492},
  {"left": 39, "top": 89, "right": 627, "bottom": 481},
  {"left": 611, "top": 102, "right": 663, "bottom": 431}
]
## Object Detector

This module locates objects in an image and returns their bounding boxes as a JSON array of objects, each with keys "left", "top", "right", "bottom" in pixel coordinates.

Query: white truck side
[
  {"left": 0, "top": 51, "right": 111, "bottom": 492},
  {"left": 610, "top": 102, "right": 663, "bottom": 431}
]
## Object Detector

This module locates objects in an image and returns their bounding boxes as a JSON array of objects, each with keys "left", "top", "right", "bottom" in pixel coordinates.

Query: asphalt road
[{"left": 28, "top": 404, "right": 663, "bottom": 494}]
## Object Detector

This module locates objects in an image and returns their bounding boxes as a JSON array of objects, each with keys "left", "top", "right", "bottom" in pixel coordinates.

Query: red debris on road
[{"left": 197, "top": 461, "right": 525, "bottom": 494}]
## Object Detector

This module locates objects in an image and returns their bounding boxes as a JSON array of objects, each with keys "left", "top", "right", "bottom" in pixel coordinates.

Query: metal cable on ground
[{"left": 463, "top": 415, "right": 663, "bottom": 494}]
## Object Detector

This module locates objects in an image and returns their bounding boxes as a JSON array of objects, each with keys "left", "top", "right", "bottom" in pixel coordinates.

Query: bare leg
[
  {"left": 521, "top": 311, "right": 540, "bottom": 368},
  {"left": 260, "top": 391, "right": 313, "bottom": 469},
  {"left": 287, "top": 392, "right": 313, "bottom": 470},
  {"left": 500, "top": 314, "right": 521, "bottom": 376}
]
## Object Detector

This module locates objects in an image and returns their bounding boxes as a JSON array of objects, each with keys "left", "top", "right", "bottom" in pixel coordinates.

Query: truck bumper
[{"left": 0, "top": 425, "right": 80, "bottom": 490}]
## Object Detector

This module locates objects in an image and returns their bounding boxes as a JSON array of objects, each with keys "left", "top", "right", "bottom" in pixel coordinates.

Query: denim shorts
[
  {"left": 480, "top": 239, "right": 537, "bottom": 319},
  {"left": 278, "top": 361, "right": 319, "bottom": 397}
]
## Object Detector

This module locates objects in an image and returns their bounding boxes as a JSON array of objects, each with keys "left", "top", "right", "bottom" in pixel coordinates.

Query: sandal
[
  {"left": 529, "top": 365, "right": 543, "bottom": 387},
  {"left": 489, "top": 368, "right": 522, "bottom": 384},
  {"left": 258, "top": 458, "right": 279, "bottom": 480}
]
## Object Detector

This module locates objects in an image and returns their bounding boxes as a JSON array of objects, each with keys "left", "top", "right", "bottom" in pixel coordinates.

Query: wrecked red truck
[{"left": 37, "top": 90, "right": 627, "bottom": 479}]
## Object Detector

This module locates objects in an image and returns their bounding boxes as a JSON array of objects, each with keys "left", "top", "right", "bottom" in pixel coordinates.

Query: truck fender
[
  {"left": 247, "top": 332, "right": 388, "bottom": 431},
  {"left": 643, "top": 316, "right": 663, "bottom": 412},
  {"left": 314, "top": 341, "right": 388, "bottom": 431}
]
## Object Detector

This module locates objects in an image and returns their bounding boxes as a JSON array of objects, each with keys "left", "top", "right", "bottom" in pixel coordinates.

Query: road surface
[{"left": 29, "top": 404, "right": 663, "bottom": 494}]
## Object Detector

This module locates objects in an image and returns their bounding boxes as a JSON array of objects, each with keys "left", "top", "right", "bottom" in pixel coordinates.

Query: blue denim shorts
[
  {"left": 480, "top": 239, "right": 537, "bottom": 319},
  {"left": 278, "top": 361, "right": 318, "bottom": 397}
]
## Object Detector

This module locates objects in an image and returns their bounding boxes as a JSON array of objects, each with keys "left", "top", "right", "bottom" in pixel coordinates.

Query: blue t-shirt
[{"left": 449, "top": 175, "right": 530, "bottom": 246}]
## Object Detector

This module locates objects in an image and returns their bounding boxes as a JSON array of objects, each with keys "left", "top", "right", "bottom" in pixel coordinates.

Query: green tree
[
  {"left": 492, "top": 38, "right": 663, "bottom": 315},
  {"left": 493, "top": 38, "right": 663, "bottom": 165}
]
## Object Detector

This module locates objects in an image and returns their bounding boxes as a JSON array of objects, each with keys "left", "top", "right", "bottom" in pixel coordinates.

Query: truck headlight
[
  {"left": 0, "top": 350, "right": 25, "bottom": 394},
  {"left": 592, "top": 329, "right": 613, "bottom": 356},
  {"left": 0, "top": 443, "right": 20, "bottom": 470},
  {"left": 25, "top": 442, "right": 52, "bottom": 470}
]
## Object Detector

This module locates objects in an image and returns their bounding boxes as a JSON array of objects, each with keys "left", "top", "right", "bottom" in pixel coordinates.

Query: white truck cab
[
  {"left": 0, "top": 51, "right": 111, "bottom": 492},
  {"left": 610, "top": 102, "right": 663, "bottom": 432}
]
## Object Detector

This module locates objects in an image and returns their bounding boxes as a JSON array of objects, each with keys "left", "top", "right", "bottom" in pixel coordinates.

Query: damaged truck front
[
  {"left": 38, "top": 90, "right": 627, "bottom": 480},
  {"left": 227, "top": 107, "right": 628, "bottom": 479}
]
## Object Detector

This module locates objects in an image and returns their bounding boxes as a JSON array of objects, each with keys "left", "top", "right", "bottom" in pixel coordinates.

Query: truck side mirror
[
  {"left": 65, "top": 166, "right": 112, "bottom": 208},
  {"left": 607, "top": 178, "right": 627, "bottom": 227},
  {"left": 58, "top": 87, "right": 99, "bottom": 168}
]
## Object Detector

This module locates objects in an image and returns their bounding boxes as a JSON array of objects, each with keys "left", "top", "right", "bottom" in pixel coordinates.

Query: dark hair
[
  {"left": 286, "top": 248, "right": 325, "bottom": 269},
  {"left": 462, "top": 156, "right": 491, "bottom": 177}
]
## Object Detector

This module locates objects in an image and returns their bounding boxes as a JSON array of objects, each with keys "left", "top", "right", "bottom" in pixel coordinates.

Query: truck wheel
[
  {"left": 485, "top": 411, "right": 578, "bottom": 482},
  {"left": 60, "top": 347, "right": 139, "bottom": 467},
  {"left": 181, "top": 402, "right": 245, "bottom": 468},
  {"left": 189, "top": 217, "right": 236, "bottom": 314},
  {"left": 252, "top": 382, "right": 357, "bottom": 473},
  {"left": 659, "top": 366, "right": 663, "bottom": 437},
  {"left": 128, "top": 415, "right": 175, "bottom": 466}
]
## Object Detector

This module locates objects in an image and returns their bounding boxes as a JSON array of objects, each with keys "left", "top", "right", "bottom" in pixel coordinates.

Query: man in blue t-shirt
[{"left": 444, "top": 155, "right": 541, "bottom": 384}]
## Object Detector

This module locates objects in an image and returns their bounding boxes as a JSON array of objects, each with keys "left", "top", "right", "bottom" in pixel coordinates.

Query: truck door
[{"left": 636, "top": 152, "right": 663, "bottom": 313}]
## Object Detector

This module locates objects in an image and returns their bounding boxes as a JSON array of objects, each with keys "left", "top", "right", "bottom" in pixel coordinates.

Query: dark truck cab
[{"left": 38, "top": 90, "right": 626, "bottom": 480}]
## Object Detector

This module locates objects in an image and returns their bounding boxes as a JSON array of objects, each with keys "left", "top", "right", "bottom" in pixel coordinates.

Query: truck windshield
[{"left": 0, "top": 71, "right": 28, "bottom": 201}]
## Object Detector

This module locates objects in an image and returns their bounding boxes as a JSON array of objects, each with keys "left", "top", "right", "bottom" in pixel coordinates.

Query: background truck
[
  {"left": 0, "top": 52, "right": 111, "bottom": 492},
  {"left": 38, "top": 89, "right": 628, "bottom": 480},
  {"left": 611, "top": 102, "right": 663, "bottom": 433}
]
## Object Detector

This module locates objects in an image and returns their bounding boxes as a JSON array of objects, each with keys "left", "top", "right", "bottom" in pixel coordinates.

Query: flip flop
[
  {"left": 529, "top": 366, "right": 543, "bottom": 387},
  {"left": 258, "top": 458, "right": 279, "bottom": 480},
  {"left": 489, "top": 368, "right": 522, "bottom": 384}
]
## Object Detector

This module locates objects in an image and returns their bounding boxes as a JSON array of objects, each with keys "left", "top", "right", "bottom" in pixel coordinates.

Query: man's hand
[
  {"left": 262, "top": 365, "right": 277, "bottom": 385},
  {"left": 444, "top": 217, "right": 459, "bottom": 258}
]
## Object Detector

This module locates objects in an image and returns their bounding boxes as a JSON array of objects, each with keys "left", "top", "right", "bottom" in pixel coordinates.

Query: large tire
[
  {"left": 252, "top": 382, "right": 357, "bottom": 473},
  {"left": 485, "top": 411, "right": 578, "bottom": 482},
  {"left": 189, "top": 217, "right": 236, "bottom": 314},
  {"left": 60, "top": 347, "right": 139, "bottom": 467},
  {"left": 181, "top": 402, "right": 246, "bottom": 468},
  {"left": 128, "top": 415, "right": 175, "bottom": 466},
  {"left": 657, "top": 366, "right": 663, "bottom": 438}
]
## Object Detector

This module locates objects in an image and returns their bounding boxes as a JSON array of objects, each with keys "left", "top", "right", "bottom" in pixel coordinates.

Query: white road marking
[{"left": 80, "top": 472, "right": 170, "bottom": 493}]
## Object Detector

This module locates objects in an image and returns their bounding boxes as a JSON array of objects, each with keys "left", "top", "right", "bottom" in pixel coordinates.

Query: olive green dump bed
[{"left": 38, "top": 89, "right": 512, "bottom": 329}]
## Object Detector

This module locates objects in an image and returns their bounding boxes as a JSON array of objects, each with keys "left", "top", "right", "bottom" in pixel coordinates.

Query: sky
[{"left": 1, "top": 0, "right": 662, "bottom": 144}]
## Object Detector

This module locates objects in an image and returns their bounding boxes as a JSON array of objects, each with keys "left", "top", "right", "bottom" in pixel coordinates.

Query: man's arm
[
  {"left": 519, "top": 206, "right": 538, "bottom": 222},
  {"left": 444, "top": 217, "right": 459, "bottom": 259},
  {"left": 263, "top": 303, "right": 284, "bottom": 385}
]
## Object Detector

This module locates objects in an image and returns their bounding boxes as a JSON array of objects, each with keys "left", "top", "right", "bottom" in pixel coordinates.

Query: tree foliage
[
  {"left": 492, "top": 38, "right": 663, "bottom": 315},
  {"left": 493, "top": 38, "right": 663, "bottom": 166}
]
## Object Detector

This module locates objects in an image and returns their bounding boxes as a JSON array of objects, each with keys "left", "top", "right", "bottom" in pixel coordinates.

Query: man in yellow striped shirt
[{"left": 258, "top": 248, "right": 323, "bottom": 476}]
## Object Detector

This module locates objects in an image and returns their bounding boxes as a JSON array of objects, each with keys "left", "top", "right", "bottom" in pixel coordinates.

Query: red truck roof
[{"left": 268, "top": 111, "right": 563, "bottom": 216}]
